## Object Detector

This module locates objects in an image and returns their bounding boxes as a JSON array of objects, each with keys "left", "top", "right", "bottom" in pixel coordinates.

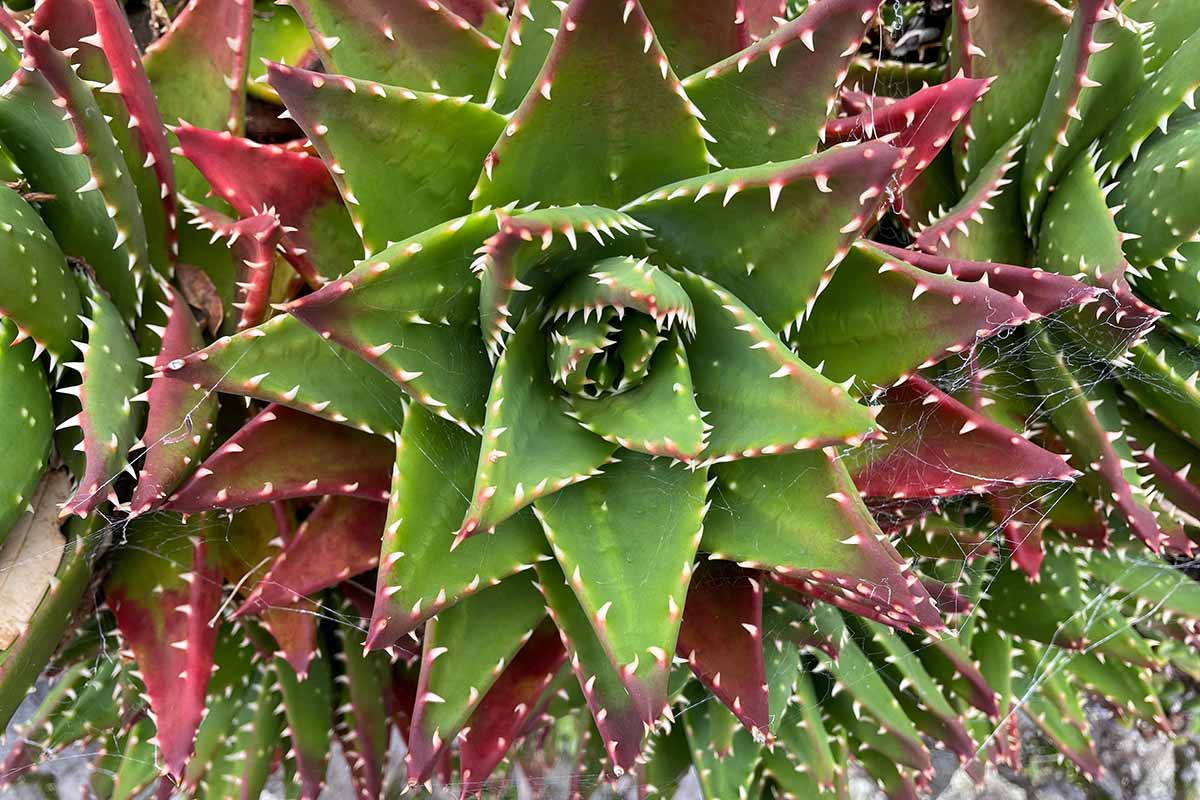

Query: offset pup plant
[{"left": 0, "top": 0, "right": 1195, "bottom": 798}]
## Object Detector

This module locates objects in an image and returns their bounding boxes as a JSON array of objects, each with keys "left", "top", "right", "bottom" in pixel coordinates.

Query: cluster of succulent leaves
[{"left": 0, "top": 0, "right": 1199, "bottom": 797}]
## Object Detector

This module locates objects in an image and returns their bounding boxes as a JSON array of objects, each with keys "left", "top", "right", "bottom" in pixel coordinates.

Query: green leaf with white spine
[
  {"left": 535, "top": 558, "right": 645, "bottom": 774},
  {"left": 792, "top": 242, "right": 1033, "bottom": 389},
  {"left": 623, "top": 141, "right": 905, "bottom": 332},
  {"left": 1064, "top": 650, "right": 1167, "bottom": 727},
  {"left": 471, "top": 0, "right": 712, "bottom": 209},
  {"left": 486, "top": 0, "right": 560, "bottom": 114},
  {"left": 0, "top": 37, "right": 145, "bottom": 320},
  {"left": 682, "top": 697, "right": 763, "bottom": 800},
  {"left": 59, "top": 275, "right": 143, "bottom": 517},
  {"left": 406, "top": 571, "right": 546, "bottom": 781},
  {"left": 983, "top": 547, "right": 1088, "bottom": 647},
  {"left": 1098, "top": 27, "right": 1200, "bottom": 177},
  {"left": 288, "top": 208, "right": 505, "bottom": 428},
  {"left": 1121, "top": 0, "right": 1200, "bottom": 72},
  {"left": 276, "top": 642, "right": 333, "bottom": 799},
  {"left": 681, "top": 0, "right": 881, "bottom": 168},
  {"left": 674, "top": 269, "right": 875, "bottom": 460},
  {"left": 458, "top": 313, "right": 616, "bottom": 538},
  {"left": 1110, "top": 119, "right": 1200, "bottom": 268},
  {"left": 1021, "top": 0, "right": 1145, "bottom": 233},
  {"left": 567, "top": 333, "right": 706, "bottom": 460},
  {"left": 368, "top": 402, "right": 550, "bottom": 650},
  {"left": 948, "top": 0, "right": 1070, "bottom": 185},
  {"left": 288, "top": 0, "right": 500, "bottom": 95},
  {"left": 269, "top": 63, "right": 506, "bottom": 255},
  {"left": 1083, "top": 548, "right": 1200, "bottom": 620},
  {"left": 0, "top": 186, "right": 80, "bottom": 364},
  {"left": 1128, "top": 241, "right": 1200, "bottom": 346},
  {"left": 1119, "top": 330, "right": 1200, "bottom": 445},
  {"left": 161, "top": 313, "right": 408, "bottom": 435},
  {"left": 703, "top": 449, "right": 924, "bottom": 628},
  {"left": 0, "top": 321, "right": 52, "bottom": 542},
  {"left": 533, "top": 452, "right": 706, "bottom": 727}
]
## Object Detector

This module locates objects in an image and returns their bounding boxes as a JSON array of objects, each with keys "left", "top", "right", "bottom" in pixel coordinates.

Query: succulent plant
[{"left": 0, "top": 0, "right": 1197, "bottom": 798}]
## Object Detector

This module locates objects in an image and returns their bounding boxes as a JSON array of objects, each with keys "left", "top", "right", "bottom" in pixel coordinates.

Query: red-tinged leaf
[
  {"left": 262, "top": 602, "right": 320, "bottom": 679},
  {"left": 405, "top": 573, "right": 546, "bottom": 784},
  {"left": 705, "top": 448, "right": 931, "bottom": 632},
  {"left": 459, "top": 621, "right": 567, "bottom": 792},
  {"left": 223, "top": 212, "right": 282, "bottom": 331},
  {"left": 268, "top": 62, "right": 506, "bottom": 255},
  {"left": 676, "top": 560, "right": 769, "bottom": 736},
  {"left": 159, "top": 312, "right": 408, "bottom": 435},
  {"left": 129, "top": 280, "right": 219, "bottom": 516},
  {"left": 87, "top": 0, "right": 176, "bottom": 247},
  {"left": 680, "top": 0, "right": 881, "bottom": 168},
  {"left": 167, "top": 404, "right": 392, "bottom": 513},
  {"left": 531, "top": 453, "right": 706, "bottom": 730},
  {"left": 873, "top": 243, "right": 1101, "bottom": 320},
  {"left": 824, "top": 76, "right": 992, "bottom": 192},
  {"left": 536, "top": 559, "right": 644, "bottom": 776},
  {"left": 174, "top": 125, "right": 359, "bottom": 286},
  {"left": 275, "top": 642, "right": 334, "bottom": 799},
  {"left": 640, "top": 0, "right": 749, "bottom": 76},
  {"left": 911, "top": 127, "right": 1029, "bottom": 264},
  {"left": 847, "top": 376, "right": 1078, "bottom": 499},
  {"left": 624, "top": 141, "right": 908, "bottom": 333},
  {"left": 994, "top": 488, "right": 1048, "bottom": 580},
  {"left": 33, "top": 0, "right": 177, "bottom": 274},
  {"left": 919, "top": 635, "right": 999, "bottom": 719},
  {"left": 471, "top": 0, "right": 712, "bottom": 209},
  {"left": 918, "top": 576, "right": 973, "bottom": 616},
  {"left": 443, "top": 0, "right": 508, "bottom": 34},
  {"left": 1028, "top": 329, "right": 1167, "bottom": 553},
  {"left": 106, "top": 515, "right": 223, "bottom": 778},
  {"left": 237, "top": 496, "right": 384, "bottom": 615},
  {"left": 792, "top": 241, "right": 1036, "bottom": 389},
  {"left": 287, "top": 0, "right": 500, "bottom": 95},
  {"left": 744, "top": 0, "right": 786, "bottom": 39},
  {"left": 366, "top": 403, "right": 550, "bottom": 651}
]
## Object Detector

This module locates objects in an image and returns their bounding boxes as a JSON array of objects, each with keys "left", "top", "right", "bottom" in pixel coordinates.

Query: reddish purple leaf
[
  {"left": 824, "top": 76, "right": 993, "bottom": 192},
  {"left": 130, "top": 281, "right": 218, "bottom": 515},
  {"left": 676, "top": 561, "right": 769, "bottom": 736},
  {"left": 873, "top": 244, "right": 1102, "bottom": 320},
  {"left": 459, "top": 622, "right": 567, "bottom": 792},
  {"left": 174, "top": 124, "right": 356, "bottom": 286},
  {"left": 225, "top": 212, "right": 282, "bottom": 331},
  {"left": 106, "top": 520, "right": 223, "bottom": 778},
  {"left": 851, "top": 376, "right": 1079, "bottom": 499},
  {"left": 236, "top": 495, "right": 384, "bottom": 615},
  {"left": 167, "top": 404, "right": 392, "bottom": 512}
]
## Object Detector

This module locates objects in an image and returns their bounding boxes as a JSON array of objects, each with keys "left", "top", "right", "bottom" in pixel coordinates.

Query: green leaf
[
  {"left": 535, "top": 558, "right": 645, "bottom": 774},
  {"left": 0, "top": 186, "right": 81, "bottom": 364},
  {"left": 1119, "top": 331, "right": 1200, "bottom": 444},
  {"left": 287, "top": 0, "right": 500, "bottom": 95},
  {"left": 486, "top": 0, "right": 560, "bottom": 114},
  {"left": 639, "top": 0, "right": 746, "bottom": 76},
  {"left": 269, "top": 63, "right": 506, "bottom": 255},
  {"left": 624, "top": 142, "right": 906, "bottom": 331},
  {"left": 288, "top": 208, "right": 504, "bottom": 428},
  {"left": 792, "top": 242, "right": 1034, "bottom": 389},
  {"left": 533, "top": 452, "right": 707, "bottom": 726},
  {"left": 703, "top": 449, "right": 925, "bottom": 629},
  {"left": 0, "top": 34, "right": 147, "bottom": 320},
  {"left": 1021, "top": 0, "right": 1145, "bottom": 232},
  {"left": 567, "top": 332, "right": 706, "bottom": 460},
  {"left": 982, "top": 547, "right": 1088, "bottom": 648},
  {"left": 674, "top": 268, "right": 875, "bottom": 459},
  {"left": 471, "top": 0, "right": 712, "bottom": 209},
  {"left": 0, "top": 322, "right": 52, "bottom": 541},
  {"left": 948, "top": 0, "right": 1070, "bottom": 184},
  {"left": 143, "top": 0, "right": 252, "bottom": 200},
  {"left": 59, "top": 275, "right": 143, "bottom": 517},
  {"left": 681, "top": 0, "right": 880, "bottom": 168},
  {"left": 458, "top": 313, "right": 616, "bottom": 538},
  {"left": 369, "top": 402, "right": 550, "bottom": 650},
  {"left": 406, "top": 571, "right": 546, "bottom": 781},
  {"left": 276, "top": 642, "right": 334, "bottom": 799},
  {"left": 682, "top": 698, "right": 764, "bottom": 800},
  {"left": 161, "top": 313, "right": 407, "bottom": 435}
]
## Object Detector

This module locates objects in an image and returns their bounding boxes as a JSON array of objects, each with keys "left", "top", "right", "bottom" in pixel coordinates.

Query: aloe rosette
[{"left": 0, "top": 0, "right": 1197, "bottom": 799}]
